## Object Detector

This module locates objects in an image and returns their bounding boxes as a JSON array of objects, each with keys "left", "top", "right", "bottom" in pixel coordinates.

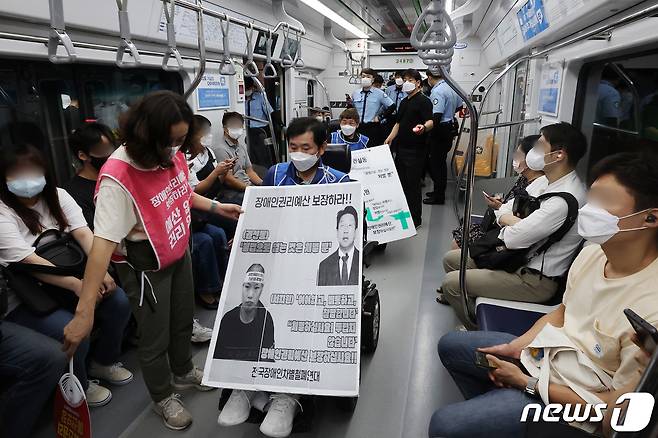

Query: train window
[
  {"left": 577, "top": 54, "right": 658, "bottom": 170},
  {"left": 0, "top": 59, "right": 182, "bottom": 184}
]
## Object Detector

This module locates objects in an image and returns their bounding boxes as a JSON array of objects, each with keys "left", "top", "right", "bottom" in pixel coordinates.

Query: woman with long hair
[
  {"left": 62, "top": 91, "right": 241, "bottom": 431},
  {"left": 0, "top": 142, "right": 133, "bottom": 407}
]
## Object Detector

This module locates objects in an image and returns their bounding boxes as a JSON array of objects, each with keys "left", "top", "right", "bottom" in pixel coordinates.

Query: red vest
[{"left": 96, "top": 149, "right": 192, "bottom": 270}]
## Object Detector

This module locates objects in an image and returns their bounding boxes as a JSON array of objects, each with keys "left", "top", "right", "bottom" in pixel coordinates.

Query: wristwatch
[
  {"left": 210, "top": 200, "right": 219, "bottom": 213},
  {"left": 525, "top": 376, "right": 539, "bottom": 396}
]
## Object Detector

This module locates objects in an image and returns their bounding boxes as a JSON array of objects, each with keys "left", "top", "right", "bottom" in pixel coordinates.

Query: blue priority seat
[{"left": 475, "top": 298, "right": 559, "bottom": 337}]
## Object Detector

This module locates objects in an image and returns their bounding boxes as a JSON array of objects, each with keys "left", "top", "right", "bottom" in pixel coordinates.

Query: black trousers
[
  {"left": 247, "top": 126, "right": 275, "bottom": 169},
  {"left": 394, "top": 146, "right": 426, "bottom": 226},
  {"left": 358, "top": 122, "right": 381, "bottom": 147},
  {"left": 427, "top": 123, "right": 455, "bottom": 200}
]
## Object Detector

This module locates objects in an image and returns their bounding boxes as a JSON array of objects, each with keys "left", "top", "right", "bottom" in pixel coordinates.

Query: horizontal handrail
[
  {"left": 592, "top": 122, "right": 640, "bottom": 136},
  {"left": 478, "top": 117, "right": 541, "bottom": 130}
]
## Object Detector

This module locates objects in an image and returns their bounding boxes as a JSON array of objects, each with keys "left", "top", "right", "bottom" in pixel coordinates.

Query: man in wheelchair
[
  {"left": 430, "top": 151, "right": 658, "bottom": 438},
  {"left": 218, "top": 117, "right": 377, "bottom": 437}
]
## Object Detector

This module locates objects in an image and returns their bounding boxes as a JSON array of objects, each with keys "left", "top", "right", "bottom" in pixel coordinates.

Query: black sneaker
[{"left": 423, "top": 197, "right": 445, "bottom": 205}]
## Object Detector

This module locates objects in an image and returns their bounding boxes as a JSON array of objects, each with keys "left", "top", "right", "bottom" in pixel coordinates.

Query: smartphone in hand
[
  {"left": 474, "top": 351, "right": 523, "bottom": 370},
  {"left": 624, "top": 308, "right": 658, "bottom": 353}
]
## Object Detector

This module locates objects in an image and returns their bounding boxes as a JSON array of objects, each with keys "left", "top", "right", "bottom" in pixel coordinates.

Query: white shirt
[
  {"left": 494, "top": 176, "right": 549, "bottom": 223},
  {"left": 498, "top": 171, "right": 586, "bottom": 277},
  {"left": 0, "top": 188, "right": 88, "bottom": 314},
  {"left": 337, "top": 245, "right": 355, "bottom": 282}
]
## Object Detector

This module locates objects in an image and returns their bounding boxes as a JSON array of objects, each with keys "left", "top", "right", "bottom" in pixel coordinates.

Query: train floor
[{"left": 33, "top": 186, "right": 463, "bottom": 438}]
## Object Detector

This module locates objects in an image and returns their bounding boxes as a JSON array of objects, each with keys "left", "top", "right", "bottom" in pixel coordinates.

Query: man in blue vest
[{"left": 220, "top": 117, "right": 349, "bottom": 437}]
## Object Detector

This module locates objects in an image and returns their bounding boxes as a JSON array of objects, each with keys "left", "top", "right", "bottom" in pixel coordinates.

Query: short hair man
[
  {"left": 213, "top": 111, "right": 262, "bottom": 205},
  {"left": 213, "top": 263, "right": 274, "bottom": 362},
  {"left": 64, "top": 122, "right": 117, "bottom": 228},
  {"left": 317, "top": 206, "right": 361, "bottom": 286},
  {"left": 263, "top": 117, "right": 350, "bottom": 186},
  {"left": 220, "top": 117, "right": 352, "bottom": 436},
  {"left": 424, "top": 69, "right": 464, "bottom": 205},
  {"left": 350, "top": 68, "right": 395, "bottom": 144},
  {"left": 430, "top": 150, "right": 658, "bottom": 437},
  {"left": 384, "top": 68, "right": 434, "bottom": 228},
  {"left": 330, "top": 108, "right": 369, "bottom": 151},
  {"left": 244, "top": 77, "right": 275, "bottom": 168},
  {"left": 439, "top": 122, "right": 588, "bottom": 327}
]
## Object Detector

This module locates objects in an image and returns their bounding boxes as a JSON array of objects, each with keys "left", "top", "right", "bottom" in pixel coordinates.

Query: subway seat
[{"left": 475, "top": 297, "right": 559, "bottom": 336}]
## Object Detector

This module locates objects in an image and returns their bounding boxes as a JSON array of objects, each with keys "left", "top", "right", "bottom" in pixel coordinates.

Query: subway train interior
[{"left": 1, "top": 0, "right": 658, "bottom": 437}]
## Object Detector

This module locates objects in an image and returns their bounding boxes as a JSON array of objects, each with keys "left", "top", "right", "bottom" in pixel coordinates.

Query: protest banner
[
  {"left": 349, "top": 145, "right": 417, "bottom": 243},
  {"left": 203, "top": 182, "right": 363, "bottom": 397}
]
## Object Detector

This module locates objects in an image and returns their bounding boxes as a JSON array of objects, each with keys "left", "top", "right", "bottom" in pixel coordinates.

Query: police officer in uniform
[
  {"left": 385, "top": 71, "right": 406, "bottom": 113},
  {"left": 351, "top": 68, "right": 395, "bottom": 146},
  {"left": 424, "top": 69, "right": 464, "bottom": 205},
  {"left": 244, "top": 77, "right": 275, "bottom": 168}
]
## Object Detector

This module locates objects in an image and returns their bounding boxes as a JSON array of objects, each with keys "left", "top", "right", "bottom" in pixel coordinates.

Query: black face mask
[{"left": 89, "top": 155, "right": 110, "bottom": 171}]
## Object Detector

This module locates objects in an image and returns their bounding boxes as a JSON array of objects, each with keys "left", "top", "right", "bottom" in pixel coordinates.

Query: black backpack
[{"left": 468, "top": 192, "right": 579, "bottom": 274}]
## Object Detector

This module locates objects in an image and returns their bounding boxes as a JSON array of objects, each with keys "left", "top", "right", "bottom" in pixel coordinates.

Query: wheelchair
[{"left": 217, "top": 143, "right": 381, "bottom": 427}]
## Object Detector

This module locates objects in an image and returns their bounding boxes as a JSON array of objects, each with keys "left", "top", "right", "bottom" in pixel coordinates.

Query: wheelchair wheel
[
  {"left": 361, "top": 290, "right": 380, "bottom": 354},
  {"left": 336, "top": 395, "right": 359, "bottom": 413}
]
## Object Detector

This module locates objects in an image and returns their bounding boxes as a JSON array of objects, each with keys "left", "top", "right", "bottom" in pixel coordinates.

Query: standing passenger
[
  {"left": 245, "top": 77, "right": 275, "bottom": 168},
  {"left": 384, "top": 69, "right": 434, "bottom": 228},
  {"left": 424, "top": 69, "right": 464, "bottom": 205},
  {"left": 61, "top": 91, "right": 242, "bottom": 431},
  {"left": 351, "top": 68, "right": 395, "bottom": 145}
]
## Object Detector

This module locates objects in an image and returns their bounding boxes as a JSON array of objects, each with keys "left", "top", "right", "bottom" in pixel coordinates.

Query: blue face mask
[{"left": 6, "top": 175, "right": 47, "bottom": 198}]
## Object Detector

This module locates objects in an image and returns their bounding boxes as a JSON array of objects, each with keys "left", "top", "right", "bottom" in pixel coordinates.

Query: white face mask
[
  {"left": 245, "top": 89, "right": 253, "bottom": 97},
  {"left": 340, "top": 124, "right": 357, "bottom": 136},
  {"left": 200, "top": 134, "right": 213, "bottom": 147},
  {"left": 227, "top": 128, "right": 244, "bottom": 140},
  {"left": 315, "top": 116, "right": 324, "bottom": 122},
  {"left": 6, "top": 175, "right": 46, "bottom": 198},
  {"left": 577, "top": 203, "right": 652, "bottom": 244},
  {"left": 361, "top": 77, "right": 373, "bottom": 88},
  {"left": 395, "top": 77, "right": 404, "bottom": 86},
  {"left": 402, "top": 81, "right": 416, "bottom": 93},
  {"left": 525, "top": 145, "right": 560, "bottom": 171},
  {"left": 289, "top": 151, "right": 319, "bottom": 172},
  {"left": 168, "top": 145, "right": 182, "bottom": 159}
]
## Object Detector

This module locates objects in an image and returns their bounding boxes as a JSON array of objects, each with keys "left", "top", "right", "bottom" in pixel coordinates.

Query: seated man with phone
[
  {"left": 440, "top": 123, "right": 587, "bottom": 328},
  {"left": 430, "top": 151, "right": 658, "bottom": 438}
]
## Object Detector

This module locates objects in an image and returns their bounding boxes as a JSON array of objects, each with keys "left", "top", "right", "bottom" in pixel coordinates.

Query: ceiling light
[{"left": 298, "top": 0, "right": 370, "bottom": 39}]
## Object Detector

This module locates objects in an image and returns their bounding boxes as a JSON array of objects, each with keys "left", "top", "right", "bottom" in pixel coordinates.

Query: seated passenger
[
  {"left": 219, "top": 118, "right": 348, "bottom": 437},
  {"left": 213, "top": 111, "right": 263, "bottom": 205},
  {"left": 184, "top": 115, "right": 233, "bottom": 316},
  {"left": 450, "top": 135, "right": 544, "bottom": 250},
  {"left": 430, "top": 150, "right": 658, "bottom": 438},
  {"left": 0, "top": 322, "right": 67, "bottom": 438},
  {"left": 63, "top": 122, "right": 117, "bottom": 228},
  {"left": 440, "top": 123, "right": 587, "bottom": 327},
  {"left": 0, "top": 143, "right": 133, "bottom": 407},
  {"left": 330, "top": 108, "right": 370, "bottom": 151}
]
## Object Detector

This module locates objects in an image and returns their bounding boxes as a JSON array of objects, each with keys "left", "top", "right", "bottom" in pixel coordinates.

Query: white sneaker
[
  {"left": 191, "top": 319, "right": 213, "bottom": 343},
  {"left": 259, "top": 394, "right": 300, "bottom": 438},
  {"left": 89, "top": 361, "right": 134, "bottom": 386},
  {"left": 86, "top": 380, "right": 112, "bottom": 408},
  {"left": 152, "top": 393, "right": 192, "bottom": 430},
  {"left": 172, "top": 366, "right": 215, "bottom": 391},
  {"left": 217, "top": 389, "right": 255, "bottom": 426}
]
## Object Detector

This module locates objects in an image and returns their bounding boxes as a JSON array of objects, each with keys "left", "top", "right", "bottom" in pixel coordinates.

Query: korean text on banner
[
  {"left": 203, "top": 182, "right": 363, "bottom": 397},
  {"left": 349, "top": 145, "right": 417, "bottom": 244}
]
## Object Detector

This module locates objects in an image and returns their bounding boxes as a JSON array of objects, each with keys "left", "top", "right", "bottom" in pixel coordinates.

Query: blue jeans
[
  {"left": 6, "top": 286, "right": 131, "bottom": 390},
  {"left": 429, "top": 331, "right": 541, "bottom": 438},
  {"left": 0, "top": 322, "right": 67, "bottom": 438},
  {"left": 192, "top": 224, "right": 228, "bottom": 296}
]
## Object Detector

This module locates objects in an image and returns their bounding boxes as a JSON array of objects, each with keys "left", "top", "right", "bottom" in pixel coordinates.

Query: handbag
[
  {"left": 8, "top": 230, "right": 87, "bottom": 315},
  {"left": 468, "top": 192, "right": 579, "bottom": 273}
]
